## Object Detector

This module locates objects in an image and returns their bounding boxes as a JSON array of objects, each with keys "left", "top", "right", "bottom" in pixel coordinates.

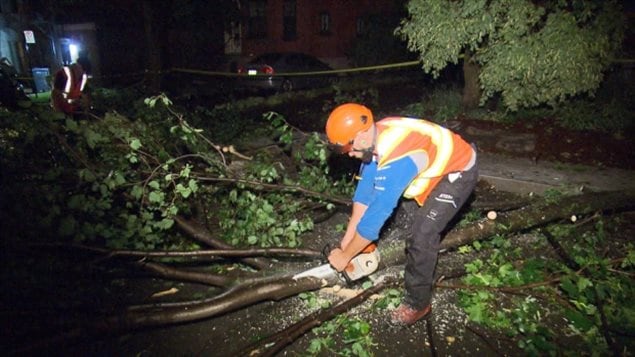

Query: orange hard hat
[{"left": 325, "top": 103, "right": 374, "bottom": 153}]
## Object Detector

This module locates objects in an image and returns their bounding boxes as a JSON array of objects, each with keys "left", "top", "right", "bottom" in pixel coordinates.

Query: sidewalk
[
  {"left": 477, "top": 151, "right": 635, "bottom": 196},
  {"left": 442, "top": 119, "right": 635, "bottom": 196}
]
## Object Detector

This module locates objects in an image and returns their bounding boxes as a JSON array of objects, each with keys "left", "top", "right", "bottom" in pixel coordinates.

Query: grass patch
[{"left": 28, "top": 91, "right": 51, "bottom": 104}]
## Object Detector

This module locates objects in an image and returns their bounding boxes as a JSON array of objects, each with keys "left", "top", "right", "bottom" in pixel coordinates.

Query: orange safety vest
[
  {"left": 375, "top": 117, "right": 475, "bottom": 205},
  {"left": 53, "top": 65, "right": 88, "bottom": 114},
  {"left": 61, "top": 65, "right": 87, "bottom": 100}
]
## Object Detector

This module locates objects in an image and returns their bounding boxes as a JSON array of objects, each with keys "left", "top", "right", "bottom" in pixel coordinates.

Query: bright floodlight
[{"left": 69, "top": 43, "right": 80, "bottom": 63}]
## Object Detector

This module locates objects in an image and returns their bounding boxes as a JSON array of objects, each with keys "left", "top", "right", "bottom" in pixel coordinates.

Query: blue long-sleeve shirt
[{"left": 352, "top": 156, "right": 421, "bottom": 240}]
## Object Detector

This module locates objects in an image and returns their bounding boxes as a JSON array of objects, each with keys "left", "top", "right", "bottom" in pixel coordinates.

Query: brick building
[{"left": 234, "top": 0, "right": 401, "bottom": 68}]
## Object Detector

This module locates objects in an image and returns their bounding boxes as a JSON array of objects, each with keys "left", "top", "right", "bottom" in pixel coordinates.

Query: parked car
[{"left": 236, "top": 52, "right": 333, "bottom": 93}]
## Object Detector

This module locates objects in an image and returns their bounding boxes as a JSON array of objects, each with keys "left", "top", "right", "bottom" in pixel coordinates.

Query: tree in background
[
  {"left": 348, "top": 11, "right": 415, "bottom": 67},
  {"left": 396, "top": 0, "right": 625, "bottom": 111}
]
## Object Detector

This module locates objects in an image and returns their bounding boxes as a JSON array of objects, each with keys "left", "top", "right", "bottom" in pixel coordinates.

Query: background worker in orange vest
[
  {"left": 325, "top": 103, "right": 478, "bottom": 326},
  {"left": 51, "top": 56, "right": 91, "bottom": 115}
]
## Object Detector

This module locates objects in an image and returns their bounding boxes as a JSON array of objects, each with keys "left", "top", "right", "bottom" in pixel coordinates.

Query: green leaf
[
  {"left": 148, "top": 180, "right": 160, "bottom": 190},
  {"left": 65, "top": 118, "right": 79, "bottom": 132},
  {"left": 180, "top": 164, "right": 191, "bottom": 178},
  {"left": 560, "top": 277, "right": 578, "bottom": 297},
  {"left": 148, "top": 191, "right": 164, "bottom": 203},
  {"left": 130, "top": 138, "right": 142, "bottom": 150},
  {"left": 85, "top": 129, "right": 105, "bottom": 149},
  {"left": 564, "top": 308, "right": 594, "bottom": 332},
  {"left": 176, "top": 183, "right": 192, "bottom": 198},
  {"left": 79, "top": 169, "right": 96, "bottom": 183},
  {"left": 465, "top": 301, "right": 487, "bottom": 323},
  {"left": 188, "top": 179, "right": 198, "bottom": 193},
  {"left": 131, "top": 185, "right": 144, "bottom": 200},
  {"left": 577, "top": 277, "right": 593, "bottom": 291},
  {"left": 156, "top": 218, "right": 174, "bottom": 230}
]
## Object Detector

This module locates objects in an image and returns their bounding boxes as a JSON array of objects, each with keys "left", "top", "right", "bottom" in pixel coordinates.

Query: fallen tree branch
[
  {"left": 18, "top": 191, "right": 633, "bottom": 355},
  {"left": 118, "top": 191, "right": 633, "bottom": 335},
  {"left": 465, "top": 324, "right": 505, "bottom": 357},
  {"left": 439, "top": 191, "right": 635, "bottom": 250},
  {"left": 435, "top": 276, "right": 562, "bottom": 294},
  {"left": 541, "top": 226, "right": 622, "bottom": 357},
  {"left": 174, "top": 215, "right": 270, "bottom": 270},
  {"left": 34, "top": 242, "right": 322, "bottom": 260},
  {"left": 193, "top": 174, "right": 352, "bottom": 206},
  {"left": 236, "top": 278, "right": 396, "bottom": 357},
  {"left": 376, "top": 191, "right": 635, "bottom": 269},
  {"left": 425, "top": 316, "right": 438, "bottom": 357},
  {"left": 135, "top": 260, "right": 234, "bottom": 288},
  {"left": 435, "top": 256, "right": 626, "bottom": 294},
  {"left": 75, "top": 275, "right": 326, "bottom": 336}
]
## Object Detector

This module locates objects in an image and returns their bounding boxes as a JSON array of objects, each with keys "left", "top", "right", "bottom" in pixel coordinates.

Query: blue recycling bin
[{"left": 31, "top": 67, "right": 51, "bottom": 93}]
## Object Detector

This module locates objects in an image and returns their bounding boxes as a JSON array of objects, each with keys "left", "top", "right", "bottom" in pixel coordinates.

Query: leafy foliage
[
  {"left": 397, "top": 0, "right": 625, "bottom": 110},
  {"left": 0, "top": 92, "right": 353, "bottom": 251},
  {"left": 457, "top": 218, "right": 635, "bottom": 355},
  {"left": 307, "top": 315, "right": 376, "bottom": 357},
  {"left": 372, "top": 288, "right": 403, "bottom": 310},
  {"left": 403, "top": 82, "right": 633, "bottom": 132}
]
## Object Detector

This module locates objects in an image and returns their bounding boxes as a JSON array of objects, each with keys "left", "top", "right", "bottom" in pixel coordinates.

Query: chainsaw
[{"left": 293, "top": 243, "right": 380, "bottom": 283}]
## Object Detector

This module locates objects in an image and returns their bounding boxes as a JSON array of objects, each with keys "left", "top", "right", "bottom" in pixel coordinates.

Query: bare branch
[
  {"left": 237, "top": 278, "right": 396, "bottom": 357},
  {"left": 193, "top": 174, "right": 352, "bottom": 205}
]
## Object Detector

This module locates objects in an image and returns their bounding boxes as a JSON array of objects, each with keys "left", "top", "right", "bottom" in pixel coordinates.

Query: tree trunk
[
  {"left": 95, "top": 276, "right": 326, "bottom": 332},
  {"left": 376, "top": 191, "right": 634, "bottom": 269},
  {"left": 142, "top": 0, "right": 164, "bottom": 92},
  {"left": 462, "top": 51, "right": 481, "bottom": 110}
]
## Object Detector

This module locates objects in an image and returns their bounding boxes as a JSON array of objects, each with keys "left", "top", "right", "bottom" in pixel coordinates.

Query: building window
[
  {"left": 319, "top": 12, "right": 330, "bottom": 35},
  {"left": 282, "top": 0, "right": 296, "bottom": 40},
  {"left": 247, "top": 0, "right": 267, "bottom": 39},
  {"left": 0, "top": 0, "right": 18, "bottom": 13},
  {"left": 356, "top": 17, "right": 366, "bottom": 36}
]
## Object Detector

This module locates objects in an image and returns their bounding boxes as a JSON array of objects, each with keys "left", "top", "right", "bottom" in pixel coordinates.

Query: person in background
[
  {"left": 0, "top": 57, "right": 31, "bottom": 108},
  {"left": 51, "top": 56, "right": 91, "bottom": 115},
  {"left": 325, "top": 103, "right": 478, "bottom": 325}
]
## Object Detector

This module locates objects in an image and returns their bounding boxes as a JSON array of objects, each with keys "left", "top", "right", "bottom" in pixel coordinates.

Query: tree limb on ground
[
  {"left": 174, "top": 215, "right": 270, "bottom": 270},
  {"left": 235, "top": 277, "right": 396, "bottom": 357},
  {"left": 193, "top": 174, "right": 352, "bottom": 205},
  {"left": 21, "top": 190, "right": 633, "bottom": 351},
  {"left": 81, "top": 276, "right": 327, "bottom": 335},
  {"left": 34, "top": 242, "right": 322, "bottom": 260},
  {"left": 377, "top": 190, "right": 634, "bottom": 268}
]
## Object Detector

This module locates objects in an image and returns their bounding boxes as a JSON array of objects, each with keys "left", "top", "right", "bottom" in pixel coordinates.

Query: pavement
[
  {"left": 477, "top": 152, "right": 635, "bottom": 196},
  {"left": 448, "top": 121, "right": 635, "bottom": 196}
]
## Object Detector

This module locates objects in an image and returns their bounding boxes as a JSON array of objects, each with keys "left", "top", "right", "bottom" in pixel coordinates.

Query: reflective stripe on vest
[
  {"left": 80, "top": 73, "right": 87, "bottom": 91},
  {"left": 63, "top": 67, "right": 72, "bottom": 96},
  {"left": 62, "top": 66, "right": 88, "bottom": 97},
  {"left": 376, "top": 118, "right": 455, "bottom": 199}
]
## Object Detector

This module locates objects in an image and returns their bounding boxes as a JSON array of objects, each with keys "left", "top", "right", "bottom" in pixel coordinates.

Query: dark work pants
[{"left": 403, "top": 161, "right": 479, "bottom": 310}]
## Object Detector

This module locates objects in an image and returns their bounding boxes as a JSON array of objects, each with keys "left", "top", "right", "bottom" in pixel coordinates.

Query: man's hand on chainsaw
[{"left": 328, "top": 248, "right": 350, "bottom": 272}]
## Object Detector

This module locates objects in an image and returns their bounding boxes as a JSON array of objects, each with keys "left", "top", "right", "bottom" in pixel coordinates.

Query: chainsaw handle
[
  {"left": 322, "top": 242, "right": 376, "bottom": 259},
  {"left": 361, "top": 243, "right": 377, "bottom": 254}
]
